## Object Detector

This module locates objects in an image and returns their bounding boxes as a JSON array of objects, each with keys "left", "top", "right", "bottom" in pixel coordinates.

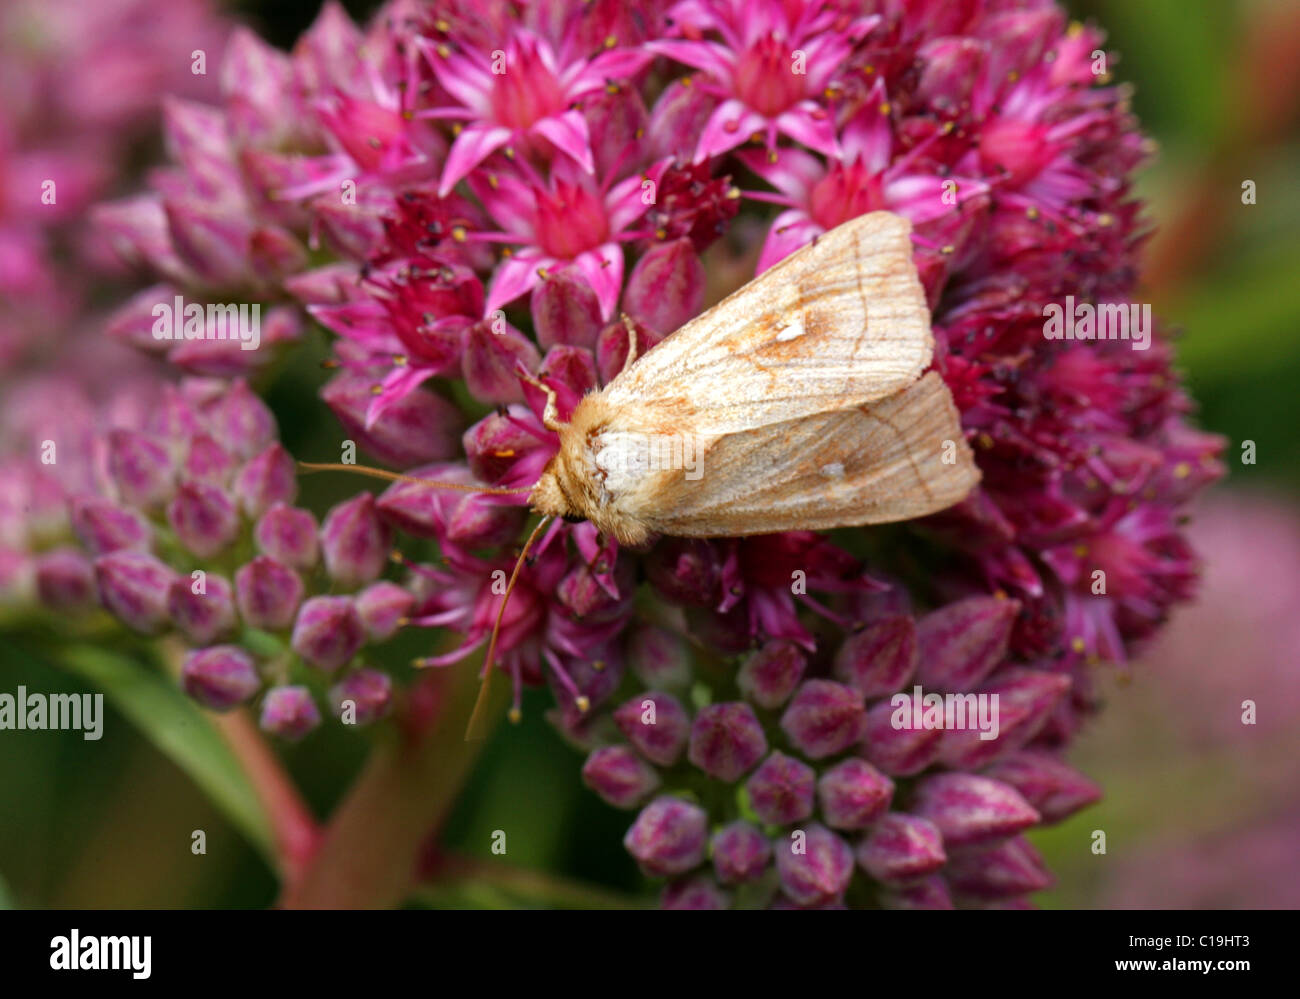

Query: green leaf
[{"left": 52, "top": 644, "right": 274, "bottom": 859}]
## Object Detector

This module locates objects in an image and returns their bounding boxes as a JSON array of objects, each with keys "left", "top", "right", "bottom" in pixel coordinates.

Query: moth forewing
[
  {"left": 598, "top": 211, "right": 934, "bottom": 436},
  {"left": 630, "top": 372, "right": 980, "bottom": 537}
]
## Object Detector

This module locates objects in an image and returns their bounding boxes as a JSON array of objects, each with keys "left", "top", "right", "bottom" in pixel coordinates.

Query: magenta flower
[
  {"left": 649, "top": 0, "right": 878, "bottom": 160},
  {"left": 420, "top": 28, "right": 652, "bottom": 195}
]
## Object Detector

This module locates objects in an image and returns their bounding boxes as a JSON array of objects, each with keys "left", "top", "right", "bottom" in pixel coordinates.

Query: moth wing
[
  {"left": 603, "top": 211, "right": 932, "bottom": 436},
  {"left": 634, "top": 372, "right": 979, "bottom": 536}
]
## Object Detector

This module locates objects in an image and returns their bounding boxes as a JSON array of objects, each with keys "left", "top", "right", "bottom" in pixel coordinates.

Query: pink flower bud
[
  {"left": 235, "top": 556, "right": 304, "bottom": 631},
  {"left": 622, "top": 238, "right": 705, "bottom": 336},
  {"left": 167, "top": 480, "right": 240, "bottom": 558},
  {"left": 661, "top": 875, "right": 730, "bottom": 910},
  {"left": 855, "top": 813, "right": 946, "bottom": 883},
  {"left": 833, "top": 615, "right": 918, "bottom": 698},
  {"left": 623, "top": 796, "right": 708, "bottom": 876},
  {"left": 167, "top": 572, "right": 236, "bottom": 645},
  {"left": 746, "top": 751, "right": 816, "bottom": 825},
  {"left": 916, "top": 596, "right": 1020, "bottom": 691},
  {"left": 628, "top": 624, "right": 692, "bottom": 690},
  {"left": 688, "top": 701, "right": 767, "bottom": 781},
  {"left": 182, "top": 433, "right": 238, "bottom": 485},
  {"left": 322, "top": 371, "right": 463, "bottom": 469},
  {"left": 205, "top": 380, "right": 277, "bottom": 460},
  {"left": 737, "top": 639, "right": 807, "bottom": 709},
  {"left": 645, "top": 538, "right": 721, "bottom": 606},
  {"left": 320, "top": 493, "right": 390, "bottom": 587},
  {"left": 71, "top": 497, "right": 152, "bottom": 556},
  {"left": 354, "top": 581, "right": 413, "bottom": 641},
  {"left": 981, "top": 750, "right": 1101, "bottom": 824},
  {"left": 859, "top": 697, "right": 944, "bottom": 776},
  {"left": 532, "top": 269, "right": 603, "bottom": 350},
  {"left": 711, "top": 821, "right": 771, "bottom": 885},
  {"left": 911, "top": 773, "right": 1040, "bottom": 849},
  {"left": 944, "top": 835, "right": 1053, "bottom": 900},
  {"left": 582, "top": 745, "right": 661, "bottom": 809},
  {"left": 775, "top": 823, "right": 854, "bottom": 907},
  {"left": 94, "top": 551, "right": 176, "bottom": 634},
  {"left": 34, "top": 549, "right": 96, "bottom": 610},
  {"left": 817, "top": 758, "right": 894, "bottom": 830},
  {"left": 105, "top": 429, "right": 174, "bottom": 509},
  {"left": 254, "top": 503, "right": 319, "bottom": 570},
  {"left": 328, "top": 668, "right": 392, "bottom": 725},
  {"left": 291, "top": 595, "right": 364, "bottom": 670},
  {"left": 461, "top": 318, "right": 541, "bottom": 404},
  {"left": 259, "top": 685, "right": 321, "bottom": 741},
  {"left": 937, "top": 667, "right": 1071, "bottom": 769},
  {"left": 614, "top": 691, "right": 691, "bottom": 767},
  {"left": 181, "top": 645, "right": 261, "bottom": 710},
  {"left": 779, "top": 680, "right": 867, "bottom": 759},
  {"left": 234, "top": 443, "right": 297, "bottom": 518}
]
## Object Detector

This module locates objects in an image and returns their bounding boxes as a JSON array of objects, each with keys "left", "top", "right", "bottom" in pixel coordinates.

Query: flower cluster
[{"left": 19, "top": 0, "right": 1223, "bottom": 907}]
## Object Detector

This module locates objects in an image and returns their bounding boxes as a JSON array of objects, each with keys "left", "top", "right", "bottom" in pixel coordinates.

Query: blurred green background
[{"left": 1, "top": 0, "right": 1298, "bottom": 908}]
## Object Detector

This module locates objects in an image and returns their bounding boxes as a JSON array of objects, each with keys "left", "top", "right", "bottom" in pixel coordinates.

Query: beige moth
[{"left": 303, "top": 210, "right": 981, "bottom": 732}]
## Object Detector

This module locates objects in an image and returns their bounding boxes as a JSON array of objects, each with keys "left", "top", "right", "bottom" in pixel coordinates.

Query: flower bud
[
  {"left": 687, "top": 702, "right": 767, "bottom": 782},
  {"left": 737, "top": 639, "right": 807, "bottom": 709},
  {"left": 206, "top": 380, "right": 277, "bottom": 460},
  {"left": 322, "top": 370, "right": 462, "bottom": 468},
  {"left": 234, "top": 442, "right": 297, "bottom": 518},
  {"left": 627, "top": 624, "right": 692, "bottom": 690},
  {"left": 746, "top": 751, "right": 816, "bottom": 825},
  {"left": 94, "top": 551, "right": 176, "bottom": 634},
  {"left": 167, "top": 572, "right": 236, "bottom": 645},
  {"left": 859, "top": 698, "right": 943, "bottom": 776},
  {"left": 182, "top": 433, "right": 237, "bottom": 485},
  {"left": 916, "top": 595, "right": 1019, "bottom": 691},
  {"left": 644, "top": 538, "right": 720, "bottom": 606},
  {"left": 582, "top": 745, "right": 661, "bottom": 809},
  {"left": 944, "top": 835, "right": 1053, "bottom": 899},
  {"left": 71, "top": 497, "right": 152, "bottom": 556},
  {"left": 911, "top": 773, "right": 1040, "bottom": 849},
  {"left": 532, "top": 268, "right": 603, "bottom": 350},
  {"left": 377, "top": 462, "right": 521, "bottom": 548},
  {"left": 833, "top": 615, "right": 918, "bottom": 698},
  {"left": 34, "top": 549, "right": 96, "bottom": 610},
  {"left": 105, "top": 429, "right": 174, "bottom": 509},
  {"left": 181, "top": 645, "right": 261, "bottom": 710},
  {"left": 613, "top": 691, "right": 690, "bottom": 767},
  {"left": 254, "top": 503, "right": 319, "bottom": 569},
  {"left": 661, "top": 875, "right": 730, "bottom": 910},
  {"left": 937, "top": 667, "right": 1071, "bottom": 769},
  {"left": 259, "top": 685, "right": 322, "bottom": 741},
  {"left": 817, "top": 758, "right": 894, "bottom": 830},
  {"left": 855, "top": 813, "right": 946, "bottom": 883},
  {"left": 981, "top": 750, "right": 1102, "bottom": 824},
  {"left": 235, "top": 555, "right": 304, "bottom": 631},
  {"left": 167, "top": 480, "right": 239, "bottom": 558},
  {"left": 354, "top": 581, "right": 413, "bottom": 642},
  {"left": 623, "top": 796, "right": 708, "bottom": 876},
  {"left": 881, "top": 875, "right": 954, "bottom": 910},
  {"left": 291, "top": 595, "right": 364, "bottom": 670},
  {"left": 779, "top": 680, "right": 867, "bottom": 759},
  {"left": 329, "top": 668, "right": 393, "bottom": 725},
  {"left": 775, "top": 823, "right": 854, "bottom": 907},
  {"left": 711, "top": 821, "right": 771, "bottom": 885},
  {"left": 461, "top": 318, "right": 541, "bottom": 404},
  {"left": 320, "top": 493, "right": 390, "bottom": 587},
  {"left": 622, "top": 239, "right": 705, "bottom": 336}
]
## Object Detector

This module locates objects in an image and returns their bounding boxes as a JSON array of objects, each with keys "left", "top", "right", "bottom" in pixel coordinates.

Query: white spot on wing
[
  {"left": 775, "top": 318, "right": 806, "bottom": 342},
  {"left": 820, "top": 462, "right": 845, "bottom": 478}
]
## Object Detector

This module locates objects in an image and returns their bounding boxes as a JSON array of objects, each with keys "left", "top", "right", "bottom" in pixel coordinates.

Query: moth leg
[
  {"left": 518, "top": 372, "right": 564, "bottom": 432},
  {"left": 618, "top": 313, "right": 640, "bottom": 377}
]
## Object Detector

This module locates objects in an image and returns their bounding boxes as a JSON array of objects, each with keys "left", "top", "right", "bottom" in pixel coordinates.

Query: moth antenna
[
  {"left": 517, "top": 372, "right": 564, "bottom": 432},
  {"left": 465, "top": 515, "right": 552, "bottom": 740},
  {"left": 618, "top": 313, "right": 640, "bottom": 375},
  {"left": 297, "top": 461, "right": 534, "bottom": 496}
]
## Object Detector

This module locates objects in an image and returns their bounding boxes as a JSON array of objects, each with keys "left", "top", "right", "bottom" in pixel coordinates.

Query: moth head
[{"left": 528, "top": 466, "right": 571, "bottom": 521}]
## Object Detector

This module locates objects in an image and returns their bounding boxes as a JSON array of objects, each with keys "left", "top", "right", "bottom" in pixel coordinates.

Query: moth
[{"left": 304, "top": 210, "right": 981, "bottom": 732}]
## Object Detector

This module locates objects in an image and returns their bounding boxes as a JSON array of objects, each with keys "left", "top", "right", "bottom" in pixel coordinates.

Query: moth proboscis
[{"left": 300, "top": 210, "right": 981, "bottom": 738}]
